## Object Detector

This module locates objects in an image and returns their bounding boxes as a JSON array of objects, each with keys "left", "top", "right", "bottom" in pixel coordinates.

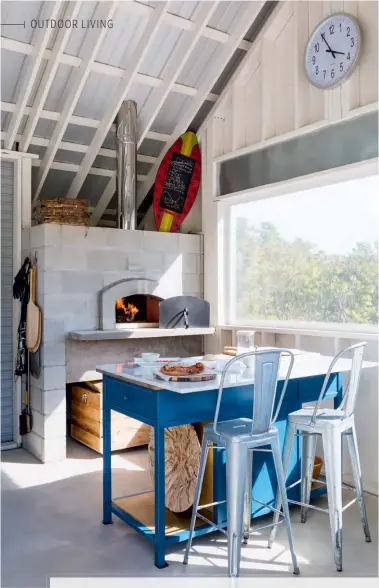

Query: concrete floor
[{"left": 1, "top": 439, "right": 378, "bottom": 586}]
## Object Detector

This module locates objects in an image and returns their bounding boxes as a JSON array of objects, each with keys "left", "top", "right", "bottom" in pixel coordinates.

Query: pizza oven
[{"left": 99, "top": 278, "right": 210, "bottom": 331}]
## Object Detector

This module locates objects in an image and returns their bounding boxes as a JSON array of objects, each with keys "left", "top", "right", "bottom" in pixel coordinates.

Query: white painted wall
[
  {"left": 200, "top": 1, "right": 378, "bottom": 493},
  {"left": 211, "top": 0, "right": 378, "bottom": 160}
]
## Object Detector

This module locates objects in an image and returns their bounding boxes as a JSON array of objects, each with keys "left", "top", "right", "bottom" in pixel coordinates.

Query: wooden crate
[{"left": 70, "top": 381, "right": 150, "bottom": 453}]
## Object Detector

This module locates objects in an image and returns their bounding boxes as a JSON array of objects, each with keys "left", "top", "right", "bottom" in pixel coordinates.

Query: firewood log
[{"left": 148, "top": 424, "right": 201, "bottom": 513}]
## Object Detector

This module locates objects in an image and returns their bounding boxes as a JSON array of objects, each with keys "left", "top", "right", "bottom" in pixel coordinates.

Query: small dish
[{"left": 141, "top": 352, "right": 160, "bottom": 363}]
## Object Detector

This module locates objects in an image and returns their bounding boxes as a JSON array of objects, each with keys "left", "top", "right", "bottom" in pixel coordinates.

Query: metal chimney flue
[{"left": 116, "top": 100, "right": 137, "bottom": 229}]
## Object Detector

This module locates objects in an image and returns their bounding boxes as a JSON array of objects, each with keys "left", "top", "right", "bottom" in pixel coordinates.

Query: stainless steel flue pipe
[{"left": 116, "top": 100, "right": 137, "bottom": 229}]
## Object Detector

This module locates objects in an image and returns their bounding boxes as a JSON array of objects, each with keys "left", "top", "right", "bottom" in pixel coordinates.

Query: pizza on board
[{"left": 160, "top": 362, "right": 205, "bottom": 377}]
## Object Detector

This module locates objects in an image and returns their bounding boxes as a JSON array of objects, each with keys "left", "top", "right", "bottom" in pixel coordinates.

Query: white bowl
[{"left": 141, "top": 352, "right": 160, "bottom": 363}]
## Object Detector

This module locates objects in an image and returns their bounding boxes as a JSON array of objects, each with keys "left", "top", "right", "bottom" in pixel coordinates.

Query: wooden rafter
[
  {"left": 66, "top": 2, "right": 170, "bottom": 200},
  {"left": 0, "top": 37, "right": 219, "bottom": 104},
  {"left": 137, "top": 1, "right": 220, "bottom": 150},
  {"left": 4, "top": 1, "right": 61, "bottom": 150},
  {"left": 19, "top": 1, "right": 82, "bottom": 153},
  {"left": 32, "top": 1, "right": 118, "bottom": 204},
  {"left": 136, "top": 1, "right": 266, "bottom": 210},
  {"left": 1, "top": 100, "right": 171, "bottom": 144}
]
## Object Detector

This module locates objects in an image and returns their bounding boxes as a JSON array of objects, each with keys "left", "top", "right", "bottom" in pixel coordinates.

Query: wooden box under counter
[{"left": 70, "top": 381, "right": 150, "bottom": 453}]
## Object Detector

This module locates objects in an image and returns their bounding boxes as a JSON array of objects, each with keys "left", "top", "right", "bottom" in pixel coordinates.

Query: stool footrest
[
  {"left": 252, "top": 496, "right": 285, "bottom": 517},
  {"left": 287, "top": 499, "right": 329, "bottom": 513},
  {"left": 247, "top": 518, "right": 284, "bottom": 536},
  {"left": 198, "top": 500, "right": 226, "bottom": 510},
  {"left": 195, "top": 513, "right": 227, "bottom": 535}
]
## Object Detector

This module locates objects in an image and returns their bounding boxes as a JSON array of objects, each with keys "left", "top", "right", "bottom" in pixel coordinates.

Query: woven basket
[{"left": 32, "top": 198, "right": 90, "bottom": 227}]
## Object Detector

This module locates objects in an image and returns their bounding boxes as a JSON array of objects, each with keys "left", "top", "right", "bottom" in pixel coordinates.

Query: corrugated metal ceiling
[{"left": 1, "top": 0, "right": 277, "bottom": 225}]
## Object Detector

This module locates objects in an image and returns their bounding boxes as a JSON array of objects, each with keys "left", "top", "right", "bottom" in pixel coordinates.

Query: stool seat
[
  {"left": 289, "top": 408, "right": 353, "bottom": 430},
  {"left": 204, "top": 418, "right": 278, "bottom": 443}
]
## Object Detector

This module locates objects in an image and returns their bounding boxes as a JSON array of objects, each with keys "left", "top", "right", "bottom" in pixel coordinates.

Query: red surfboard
[{"left": 153, "top": 131, "right": 201, "bottom": 232}]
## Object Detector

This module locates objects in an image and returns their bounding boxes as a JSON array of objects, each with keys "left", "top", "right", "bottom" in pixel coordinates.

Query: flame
[{"left": 116, "top": 299, "right": 139, "bottom": 321}]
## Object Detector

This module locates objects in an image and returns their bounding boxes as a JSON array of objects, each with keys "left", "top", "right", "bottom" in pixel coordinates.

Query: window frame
[{"left": 218, "top": 158, "right": 379, "bottom": 338}]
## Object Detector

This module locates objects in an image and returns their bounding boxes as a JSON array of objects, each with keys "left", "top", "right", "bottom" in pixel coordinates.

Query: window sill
[{"left": 218, "top": 323, "right": 379, "bottom": 341}]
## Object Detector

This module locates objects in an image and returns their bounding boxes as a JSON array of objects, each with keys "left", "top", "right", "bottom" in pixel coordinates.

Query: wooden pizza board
[{"left": 153, "top": 131, "right": 201, "bottom": 232}]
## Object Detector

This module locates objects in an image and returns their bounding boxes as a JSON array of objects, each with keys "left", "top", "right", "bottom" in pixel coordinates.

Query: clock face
[{"left": 305, "top": 13, "right": 361, "bottom": 89}]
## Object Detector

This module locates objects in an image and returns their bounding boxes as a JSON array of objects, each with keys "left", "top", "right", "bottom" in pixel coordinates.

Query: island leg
[
  {"left": 154, "top": 425, "right": 168, "bottom": 568},
  {"left": 102, "top": 396, "right": 113, "bottom": 525}
]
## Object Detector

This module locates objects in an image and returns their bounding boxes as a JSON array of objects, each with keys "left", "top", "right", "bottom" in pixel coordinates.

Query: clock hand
[
  {"left": 326, "top": 49, "right": 345, "bottom": 56},
  {"left": 321, "top": 33, "right": 336, "bottom": 59}
]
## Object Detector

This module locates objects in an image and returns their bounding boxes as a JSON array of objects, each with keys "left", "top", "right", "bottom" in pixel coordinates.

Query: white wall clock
[{"left": 305, "top": 13, "right": 361, "bottom": 89}]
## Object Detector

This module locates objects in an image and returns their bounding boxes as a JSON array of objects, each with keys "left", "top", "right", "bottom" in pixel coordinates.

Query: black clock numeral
[
  {"left": 347, "top": 52, "right": 351, "bottom": 60},
  {"left": 315, "top": 42, "right": 320, "bottom": 52},
  {"left": 329, "top": 24, "right": 334, "bottom": 35},
  {"left": 315, "top": 65, "right": 319, "bottom": 75},
  {"left": 312, "top": 56, "right": 316, "bottom": 65},
  {"left": 339, "top": 23, "right": 342, "bottom": 33},
  {"left": 350, "top": 37, "right": 355, "bottom": 47},
  {"left": 340, "top": 62, "right": 344, "bottom": 72},
  {"left": 347, "top": 26, "right": 350, "bottom": 37},
  {"left": 331, "top": 69, "right": 335, "bottom": 79},
  {"left": 323, "top": 69, "right": 327, "bottom": 79}
]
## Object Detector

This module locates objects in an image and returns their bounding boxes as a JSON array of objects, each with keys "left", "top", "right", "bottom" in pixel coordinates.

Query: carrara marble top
[{"left": 96, "top": 352, "right": 377, "bottom": 395}]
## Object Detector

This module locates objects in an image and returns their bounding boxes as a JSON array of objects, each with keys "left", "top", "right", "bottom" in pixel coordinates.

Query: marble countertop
[{"left": 96, "top": 352, "right": 377, "bottom": 394}]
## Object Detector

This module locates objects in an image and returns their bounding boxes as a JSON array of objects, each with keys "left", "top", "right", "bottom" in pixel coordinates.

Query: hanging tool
[
  {"left": 26, "top": 264, "right": 42, "bottom": 353},
  {"left": 19, "top": 351, "right": 32, "bottom": 435}
]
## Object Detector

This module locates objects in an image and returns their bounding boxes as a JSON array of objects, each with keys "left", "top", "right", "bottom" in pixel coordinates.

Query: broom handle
[{"left": 29, "top": 267, "right": 36, "bottom": 303}]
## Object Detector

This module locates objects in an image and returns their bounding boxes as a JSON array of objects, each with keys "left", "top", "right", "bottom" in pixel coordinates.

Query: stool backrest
[
  {"left": 213, "top": 349, "right": 295, "bottom": 436},
  {"left": 310, "top": 342, "right": 366, "bottom": 425}
]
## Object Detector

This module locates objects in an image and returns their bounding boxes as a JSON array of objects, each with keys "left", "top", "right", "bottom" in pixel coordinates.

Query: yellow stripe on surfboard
[
  {"left": 159, "top": 211, "right": 174, "bottom": 232},
  {"left": 180, "top": 131, "right": 197, "bottom": 156}
]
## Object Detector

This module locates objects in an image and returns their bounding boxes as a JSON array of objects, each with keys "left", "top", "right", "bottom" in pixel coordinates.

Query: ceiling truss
[{"left": 0, "top": 0, "right": 272, "bottom": 224}]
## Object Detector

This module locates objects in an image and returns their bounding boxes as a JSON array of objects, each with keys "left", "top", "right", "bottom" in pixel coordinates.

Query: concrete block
[
  {"left": 182, "top": 253, "right": 197, "bottom": 274},
  {"left": 42, "top": 317, "right": 66, "bottom": 343},
  {"left": 60, "top": 271, "right": 103, "bottom": 295},
  {"left": 197, "top": 254, "right": 204, "bottom": 275},
  {"left": 182, "top": 273, "right": 202, "bottom": 293},
  {"left": 30, "top": 384, "right": 43, "bottom": 413},
  {"left": 31, "top": 365, "right": 66, "bottom": 391},
  {"left": 163, "top": 253, "right": 183, "bottom": 274},
  {"left": 24, "top": 430, "right": 43, "bottom": 462},
  {"left": 30, "top": 224, "right": 61, "bottom": 248},
  {"left": 87, "top": 249, "right": 127, "bottom": 271},
  {"left": 40, "top": 342, "right": 66, "bottom": 367},
  {"left": 42, "top": 436, "right": 66, "bottom": 462},
  {"left": 43, "top": 388, "right": 66, "bottom": 415},
  {"left": 127, "top": 250, "right": 163, "bottom": 272},
  {"left": 177, "top": 233, "right": 201, "bottom": 253},
  {"left": 106, "top": 228, "right": 144, "bottom": 250},
  {"left": 143, "top": 231, "right": 178, "bottom": 253},
  {"left": 38, "top": 246, "right": 87, "bottom": 271},
  {"left": 37, "top": 270, "right": 63, "bottom": 297},
  {"left": 65, "top": 313, "right": 98, "bottom": 331},
  {"left": 31, "top": 408, "right": 66, "bottom": 439}
]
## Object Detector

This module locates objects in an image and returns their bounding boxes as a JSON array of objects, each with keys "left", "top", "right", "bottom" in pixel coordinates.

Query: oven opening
[{"left": 115, "top": 294, "right": 162, "bottom": 329}]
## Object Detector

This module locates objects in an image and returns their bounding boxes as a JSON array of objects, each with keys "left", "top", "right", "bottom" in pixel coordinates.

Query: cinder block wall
[{"left": 21, "top": 224, "right": 204, "bottom": 462}]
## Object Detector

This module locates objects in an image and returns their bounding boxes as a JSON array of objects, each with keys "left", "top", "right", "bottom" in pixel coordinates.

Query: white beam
[
  {"left": 2, "top": 100, "right": 171, "bottom": 142},
  {"left": 136, "top": 1, "right": 266, "bottom": 207},
  {"left": 31, "top": 159, "right": 146, "bottom": 182},
  {"left": 137, "top": 1, "right": 220, "bottom": 149},
  {"left": 0, "top": 33, "right": 230, "bottom": 103},
  {"left": 66, "top": 2, "right": 170, "bottom": 200},
  {"left": 19, "top": 1, "right": 82, "bottom": 152},
  {"left": 32, "top": 1, "right": 118, "bottom": 204},
  {"left": 2, "top": 131, "right": 157, "bottom": 164},
  {"left": 4, "top": 1, "right": 61, "bottom": 149}
]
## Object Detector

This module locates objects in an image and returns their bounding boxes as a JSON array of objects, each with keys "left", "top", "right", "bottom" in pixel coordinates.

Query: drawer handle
[{"left": 123, "top": 395, "right": 128, "bottom": 401}]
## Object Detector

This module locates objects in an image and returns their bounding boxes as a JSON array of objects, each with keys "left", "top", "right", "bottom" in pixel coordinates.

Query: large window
[{"left": 227, "top": 173, "right": 378, "bottom": 328}]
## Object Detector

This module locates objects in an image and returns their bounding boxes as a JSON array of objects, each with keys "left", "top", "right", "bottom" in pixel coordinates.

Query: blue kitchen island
[{"left": 97, "top": 352, "right": 360, "bottom": 568}]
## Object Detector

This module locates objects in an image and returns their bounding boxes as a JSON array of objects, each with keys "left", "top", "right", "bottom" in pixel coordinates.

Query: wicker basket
[{"left": 32, "top": 198, "right": 91, "bottom": 227}]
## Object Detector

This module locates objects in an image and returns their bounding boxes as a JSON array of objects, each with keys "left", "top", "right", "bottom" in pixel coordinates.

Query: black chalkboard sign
[{"left": 158, "top": 152, "right": 196, "bottom": 214}]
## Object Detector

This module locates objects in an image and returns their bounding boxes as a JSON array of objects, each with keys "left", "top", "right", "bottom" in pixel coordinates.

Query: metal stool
[
  {"left": 269, "top": 342, "right": 371, "bottom": 572},
  {"left": 183, "top": 349, "right": 300, "bottom": 577}
]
